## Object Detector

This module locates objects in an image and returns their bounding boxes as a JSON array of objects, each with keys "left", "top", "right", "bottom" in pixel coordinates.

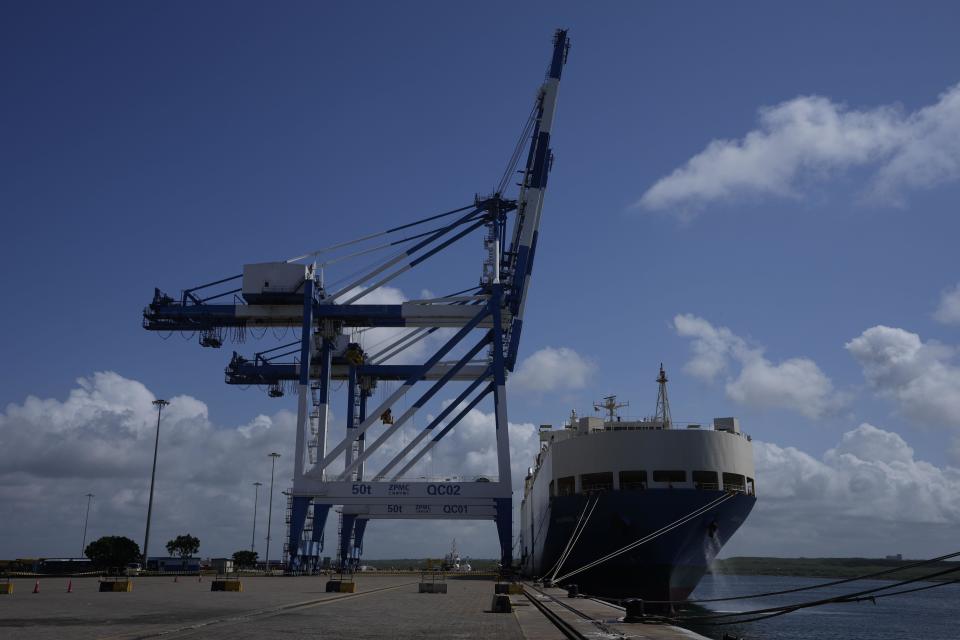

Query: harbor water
[{"left": 683, "top": 573, "right": 960, "bottom": 640}]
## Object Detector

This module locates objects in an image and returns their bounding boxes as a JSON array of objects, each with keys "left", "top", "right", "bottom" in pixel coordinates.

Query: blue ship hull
[{"left": 530, "top": 489, "right": 755, "bottom": 601}]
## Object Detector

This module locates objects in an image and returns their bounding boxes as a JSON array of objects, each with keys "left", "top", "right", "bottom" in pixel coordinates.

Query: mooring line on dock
[
  {"left": 522, "top": 583, "right": 628, "bottom": 640},
  {"left": 95, "top": 580, "right": 418, "bottom": 640}
]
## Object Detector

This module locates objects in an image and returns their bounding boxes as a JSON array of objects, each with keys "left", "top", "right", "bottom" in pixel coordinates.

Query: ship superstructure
[{"left": 519, "top": 366, "right": 756, "bottom": 600}]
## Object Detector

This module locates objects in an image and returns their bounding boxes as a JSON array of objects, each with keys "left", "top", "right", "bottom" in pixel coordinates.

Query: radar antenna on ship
[
  {"left": 594, "top": 395, "right": 628, "bottom": 422},
  {"left": 654, "top": 363, "right": 672, "bottom": 428}
]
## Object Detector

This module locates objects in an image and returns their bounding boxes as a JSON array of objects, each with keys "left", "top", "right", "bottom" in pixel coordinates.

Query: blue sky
[{"left": 3, "top": 1, "right": 960, "bottom": 560}]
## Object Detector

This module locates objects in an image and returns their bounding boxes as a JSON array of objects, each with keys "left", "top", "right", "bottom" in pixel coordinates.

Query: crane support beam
[
  {"left": 311, "top": 305, "right": 490, "bottom": 475},
  {"left": 373, "top": 374, "right": 489, "bottom": 481},
  {"left": 144, "top": 301, "right": 507, "bottom": 331},
  {"left": 342, "top": 504, "right": 497, "bottom": 519},
  {"left": 292, "top": 480, "right": 510, "bottom": 501},
  {"left": 390, "top": 383, "right": 494, "bottom": 481},
  {"left": 225, "top": 361, "right": 491, "bottom": 385},
  {"left": 337, "top": 332, "right": 492, "bottom": 481}
]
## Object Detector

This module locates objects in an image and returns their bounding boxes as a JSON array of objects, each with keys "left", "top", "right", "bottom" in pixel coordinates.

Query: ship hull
[{"left": 526, "top": 489, "right": 755, "bottom": 601}]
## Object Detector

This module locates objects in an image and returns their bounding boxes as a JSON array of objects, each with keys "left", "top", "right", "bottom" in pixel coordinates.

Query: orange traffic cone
[
  {"left": 67, "top": 580, "right": 73, "bottom": 593},
  {"left": 33, "top": 579, "right": 40, "bottom": 594}
]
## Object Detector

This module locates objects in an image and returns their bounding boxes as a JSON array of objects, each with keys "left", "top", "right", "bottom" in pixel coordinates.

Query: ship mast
[
  {"left": 594, "top": 395, "right": 628, "bottom": 422},
  {"left": 654, "top": 363, "right": 672, "bottom": 428}
]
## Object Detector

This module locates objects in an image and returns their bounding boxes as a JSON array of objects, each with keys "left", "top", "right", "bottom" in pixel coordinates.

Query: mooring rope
[
  {"left": 554, "top": 492, "right": 736, "bottom": 584},
  {"left": 548, "top": 495, "right": 599, "bottom": 583},
  {"left": 678, "top": 564, "right": 960, "bottom": 626},
  {"left": 540, "top": 496, "right": 594, "bottom": 580},
  {"left": 633, "top": 549, "right": 960, "bottom": 606}
]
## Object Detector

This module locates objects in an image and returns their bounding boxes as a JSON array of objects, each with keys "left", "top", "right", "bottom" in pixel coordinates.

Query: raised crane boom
[
  {"left": 141, "top": 29, "right": 571, "bottom": 573},
  {"left": 505, "top": 29, "right": 570, "bottom": 366}
]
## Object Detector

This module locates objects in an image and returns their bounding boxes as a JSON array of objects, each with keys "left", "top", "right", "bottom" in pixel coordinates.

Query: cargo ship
[{"left": 519, "top": 365, "right": 756, "bottom": 601}]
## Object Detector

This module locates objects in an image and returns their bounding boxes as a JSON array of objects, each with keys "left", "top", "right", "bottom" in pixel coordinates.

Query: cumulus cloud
[
  {"left": 0, "top": 372, "right": 542, "bottom": 560},
  {"left": 846, "top": 325, "right": 960, "bottom": 427},
  {"left": 934, "top": 282, "right": 960, "bottom": 325},
  {"left": 509, "top": 346, "right": 596, "bottom": 393},
  {"left": 638, "top": 83, "right": 960, "bottom": 215},
  {"left": 0, "top": 372, "right": 297, "bottom": 559},
  {"left": 673, "top": 314, "right": 842, "bottom": 418},
  {"left": 727, "top": 423, "right": 960, "bottom": 557}
]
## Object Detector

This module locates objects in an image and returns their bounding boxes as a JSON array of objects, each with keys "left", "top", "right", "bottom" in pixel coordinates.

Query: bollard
[
  {"left": 491, "top": 593, "right": 512, "bottom": 613},
  {"left": 542, "top": 578, "right": 553, "bottom": 588},
  {"left": 211, "top": 579, "right": 243, "bottom": 592},
  {"left": 624, "top": 599, "right": 645, "bottom": 622},
  {"left": 566, "top": 584, "right": 579, "bottom": 598},
  {"left": 98, "top": 579, "right": 133, "bottom": 592}
]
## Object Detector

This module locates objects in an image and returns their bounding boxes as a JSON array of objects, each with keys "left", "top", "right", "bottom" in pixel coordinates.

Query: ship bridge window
[
  {"left": 723, "top": 472, "right": 746, "bottom": 493},
  {"left": 580, "top": 472, "right": 613, "bottom": 494},
  {"left": 652, "top": 470, "right": 687, "bottom": 485},
  {"left": 692, "top": 470, "right": 719, "bottom": 490},
  {"left": 556, "top": 476, "right": 575, "bottom": 497},
  {"left": 619, "top": 470, "right": 647, "bottom": 491}
]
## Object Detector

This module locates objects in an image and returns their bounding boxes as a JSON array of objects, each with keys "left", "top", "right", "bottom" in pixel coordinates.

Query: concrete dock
[{"left": 0, "top": 575, "right": 710, "bottom": 640}]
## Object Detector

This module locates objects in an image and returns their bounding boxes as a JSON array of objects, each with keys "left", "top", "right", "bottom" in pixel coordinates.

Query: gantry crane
[{"left": 142, "top": 29, "right": 570, "bottom": 572}]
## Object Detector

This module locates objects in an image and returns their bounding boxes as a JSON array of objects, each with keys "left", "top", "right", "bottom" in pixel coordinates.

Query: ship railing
[
  {"left": 694, "top": 482, "right": 722, "bottom": 491},
  {"left": 599, "top": 422, "right": 753, "bottom": 441},
  {"left": 581, "top": 483, "right": 613, "bottom": 495},
  {"left": 724, "top": 483, "right": 747, "bottom": 493},
  {"left": 620, "top": 481, "right": 648, "bottom": 491}
]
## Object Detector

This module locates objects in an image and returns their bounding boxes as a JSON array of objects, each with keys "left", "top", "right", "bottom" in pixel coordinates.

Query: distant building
[
  {"left": 210, "top": 558, "right": 234, "bottom": 574},
  {"left": 147, "top": 556, "right": 201, "bottom": 572},
  {"left": 885, "top": 554, "right": 903, "bottom": 560},
  {"left": 38, "top": 558, "right": 94, "bottom": 574}
]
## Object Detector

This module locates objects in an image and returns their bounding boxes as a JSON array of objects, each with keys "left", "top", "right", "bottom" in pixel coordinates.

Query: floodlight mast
[{"left": 140, "top": 29, "right": 570, "bottom": 573}]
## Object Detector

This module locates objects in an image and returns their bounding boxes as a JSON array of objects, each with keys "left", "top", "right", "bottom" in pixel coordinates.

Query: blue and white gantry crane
[{"left": 142, "top": 29, "right": 570, "bottom": 572}]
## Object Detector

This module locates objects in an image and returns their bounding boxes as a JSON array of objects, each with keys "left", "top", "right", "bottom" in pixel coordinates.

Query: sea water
[{"left": 682, "top": 574, "right": 960, "bottom": 640}]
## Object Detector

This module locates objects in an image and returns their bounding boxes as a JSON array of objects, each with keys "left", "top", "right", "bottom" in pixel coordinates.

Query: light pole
[
  {"left": 251, "top": 481, "right": 262, "bottom": 554},
  {"left": 143, "top": 398, "right": 169, "bottom": 566},
  {"left": 81, "top": 493, "right": 94, "bottom": 557},
  {"left": 264, "top": 452, "right": 281, "bottom": 572}
]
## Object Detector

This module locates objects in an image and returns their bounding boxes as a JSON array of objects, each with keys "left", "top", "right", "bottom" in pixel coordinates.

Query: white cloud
[
  {"left": 638, "top": 83, "right": 960, "bottom": 215},
  {"left": 846, "top": 325, "right": 960, "bottom": 427},
  {"left": 934, "top": 282, "right": 960, "bottom": 325},
  {"left": 509, "top": 346, "right": 596, "bottom": 393},
  {"left": 725, "top": 423, "right": 960, "bottom": 557},
  {"left": 0, "top": 371, "right": 542, "bottom": 561},
  {"left": 673, "top": 314, "right": 841, "bottom": 418},
  {"left": 0, "top": 372, "right": 297, "bottom": 559}
]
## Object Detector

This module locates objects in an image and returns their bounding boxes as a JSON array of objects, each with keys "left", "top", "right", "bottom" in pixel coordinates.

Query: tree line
[{"left": 83, "top": 534, "right": 260, "bottom": 570}]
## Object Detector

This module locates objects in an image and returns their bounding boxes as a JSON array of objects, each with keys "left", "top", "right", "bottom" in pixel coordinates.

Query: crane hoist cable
[
  {"left": 286, "top": 204, "right": 476, "bottom": 263},
  {"left": 317, "top": 213, "right": 488, "bottom": 270},
  {"left": 496, "top": 101, "right": 540, "bottom": 195}
]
